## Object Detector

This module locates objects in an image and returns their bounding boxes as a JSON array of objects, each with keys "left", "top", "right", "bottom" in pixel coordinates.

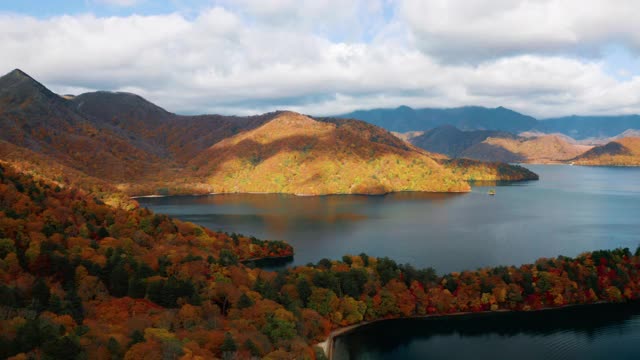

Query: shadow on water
[{"left": 334, "top": 302, "right": 640, "bottom": 360}]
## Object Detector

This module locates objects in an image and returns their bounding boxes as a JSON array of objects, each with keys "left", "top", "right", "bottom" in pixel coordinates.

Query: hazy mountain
[
  {"left": 339, "top": 106, "right": 640, "bottom": 141},
  {"left": 538, "top": 115, "right": 640, "bottom": 140},
  {"left": 572, "top": 137, "right": 640, "bottom": 166},
  {"left": 339, "top": 105, "right": 538, "bottom": 133}
]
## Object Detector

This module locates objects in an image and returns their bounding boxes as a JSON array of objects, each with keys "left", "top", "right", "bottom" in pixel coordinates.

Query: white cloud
[
  {"left": 400, "top": 0, "right": 640, "bottom": 62},
  {"left": 0, "top": 1, "right": 639, "bottom": 119}
]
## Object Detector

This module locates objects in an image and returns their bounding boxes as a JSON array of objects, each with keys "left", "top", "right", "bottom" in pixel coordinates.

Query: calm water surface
[
  {"left": 139, "top": 165, "right": 640, "bottom": 273},
  {"left": 333, "top": 303, "right": 640, "bottom": 360}
]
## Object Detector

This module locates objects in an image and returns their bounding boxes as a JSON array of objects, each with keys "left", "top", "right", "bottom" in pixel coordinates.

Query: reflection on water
[
  {"left": 334, "top": 302, "right": 640, "bottom": 360},
  {"left": 139, "top": 165, "right": 640, "bottom": 273}
]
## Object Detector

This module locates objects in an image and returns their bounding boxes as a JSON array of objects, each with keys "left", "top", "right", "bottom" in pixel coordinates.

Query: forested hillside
[{"left": 0, "top": 69, "right": 538, "bottom": 197}]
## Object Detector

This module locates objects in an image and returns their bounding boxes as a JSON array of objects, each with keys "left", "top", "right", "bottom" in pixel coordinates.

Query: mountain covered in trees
[
  {"left": 339, "top": 106, "right": 640, "bottom": 140},
  {"left": 1, "top": 162, "right": 639, "bottom": 359},
  {"left": 0, "top": 69, "right": 537, "bottom": 196},
  {"left": 572, "top": 137, "right": 640, "bottom": 166}
]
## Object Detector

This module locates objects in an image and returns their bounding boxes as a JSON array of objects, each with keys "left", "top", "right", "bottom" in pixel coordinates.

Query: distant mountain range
[
  {"left": 0, "top": 69, "right": 537, "bottom": 197},
  {"left": 338, "top": 106, "right": 640, "bottom": 140},
  {"left": 340, "top": 106, "right": 538, "bottom": 134}
]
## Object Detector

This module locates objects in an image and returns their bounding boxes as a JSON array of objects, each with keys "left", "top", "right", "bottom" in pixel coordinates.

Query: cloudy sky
[{"left": 1, "top": 0, "right": 640, "bottom": 118}]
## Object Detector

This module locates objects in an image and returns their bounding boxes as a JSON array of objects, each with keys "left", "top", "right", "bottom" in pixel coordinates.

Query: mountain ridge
[
  {"left": 0, "top": 69, "right": 538, "bottom": 196},
  {"left": 338, "top": 105, "right": 640, "bottom": 140}
]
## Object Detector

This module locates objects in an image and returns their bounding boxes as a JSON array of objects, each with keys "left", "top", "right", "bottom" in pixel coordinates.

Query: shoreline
[
  {"left": 319, "top": 301, "right": 619, "bottom": 359},
  {"left": 131, "top": 188, "right": 476, "bottom": 199}
]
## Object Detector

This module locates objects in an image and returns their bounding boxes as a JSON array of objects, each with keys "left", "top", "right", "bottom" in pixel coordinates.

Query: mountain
[
  {"left": 71, "top": 91, "right": 271, "bottom": 162},
  {"left": 409, "top": 125, "right": 516, "bottom": 158},
  {"left": 538, "top": 115, "right": 640, "bottom": 140},
  {"left": 0, "top": 69, "right": 172, "bottom": 183},
  {"left": 189, "top": 112, "right": 471, "bottom": 194},
  {"left": 0, "top": 69, "right": 538, "bottom": 196},
  {"left": 339, "top": 105, "right": 538, "bottom": 133},
  {"left": 403, "top": 124, "right": 591, "bottom": 163},
  {"left": 339, "top": 106, "right": 640, "bottom": 141},
  {"left": 461, "top": 134, "right": 593, "bottom": 163},
  {"left": 572, "top": 137, "right": 640, "bottom": 166}
]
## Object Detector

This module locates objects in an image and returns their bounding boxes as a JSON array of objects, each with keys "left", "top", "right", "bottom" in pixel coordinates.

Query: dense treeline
[{"left": 0, "top": 162, "right": 638, "bottom": 359}]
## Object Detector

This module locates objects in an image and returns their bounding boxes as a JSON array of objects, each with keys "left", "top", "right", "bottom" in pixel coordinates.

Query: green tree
[
  {"left": 219, "top": 249, "right": 238, "bottom": 266},
  {"left": 107, "top": 337, "right": 122, "bottom": 360},
  {"left": 244, "top": 339, "right": 260, "bottom": 357},
  {"left": 237, "top": 293, "right": 254, "bottom": 309},
  {"left": 31, "top": 277, "right": 50, "bottom": 311},
  {"left": 262, "top": 315, "right": 296, "bottom": 343},
  {"left": 220, "top": 332, "right": 237, "bottom": 353},
  {"left": 109, "top": 262, "right": 129, "bottom": 297},
  {"left": 308, "top": 288, "right": 337, "bottom": 316},
  {"left": 296, "top": 278, "right": 312, "bottom": 307},
  {"left": 376, "top": 257, "right": 399, "bottom": 286}
]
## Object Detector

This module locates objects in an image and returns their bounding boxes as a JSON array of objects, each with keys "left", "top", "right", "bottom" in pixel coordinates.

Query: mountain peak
[
  {"left": 0, "top": 68, "right": 62, "bottom": 106},
  {"left": 396, "top": 105, "right": 414, "bottom": 112},
  {"left": 7, "top": 68, "right": 29, "bottom": 78},
  {"left": 1, "top": 68, "right": 43, "bottom": 87}
]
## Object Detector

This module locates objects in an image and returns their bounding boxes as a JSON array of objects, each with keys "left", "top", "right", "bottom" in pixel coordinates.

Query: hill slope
[
  {"left": 404, "top": 124, "right": 591, "bottom": 163},
  {"left": 410, "top": 125, "right": 516, "bottom": 158},
  {"left": 0, "top": 69, "right": 174, "bottom": 183},
  {"left": 190, "top": 112, "right": 471, "bottom": 194},
  {"left": 71, "top": 92, "right": 271, "bottom": 162},
  {"left": 572, "top": 137, "right": 640, "bottom": 166}
]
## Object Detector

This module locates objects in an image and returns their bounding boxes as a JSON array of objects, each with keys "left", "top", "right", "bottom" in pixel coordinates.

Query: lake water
[
  {"left": 138, "top": 165, "right": 640, "bottom": 274},
  {"left": 138, "top": 165, "right": 640, "bottom": 359},
  {"left": 333, "top": 303, "right": 640, "bottom": 360}
]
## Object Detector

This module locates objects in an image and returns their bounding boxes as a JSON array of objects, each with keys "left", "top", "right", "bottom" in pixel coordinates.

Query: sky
[{"left": 1, "top": 0, "right": 640, "bottom": 118}]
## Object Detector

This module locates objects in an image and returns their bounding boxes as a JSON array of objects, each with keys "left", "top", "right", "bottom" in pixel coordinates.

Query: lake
[
  {"left": 138, "top": 165, "right": 640, "bottom": 274},
  {"left": 333, "top": 302, "right": 640, "bottom": 360}
]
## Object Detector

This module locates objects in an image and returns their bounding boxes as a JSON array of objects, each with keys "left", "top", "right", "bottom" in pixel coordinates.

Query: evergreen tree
[
  {"left": 109, "top": 262, "right": 129, "bottom": 297},
  {"left": 296, "top": 278, "right": 312, "bottom": 307},
  {"left": 220, "top": 332, "right": 237, "bottom": 355},
  {"left": 237, "top": 293, "right": 254, "bottom": 309},
  {"left": 244, "top": 339, "right": 260, "bottom": 357},
  {"left": 31, "top": 277, "right": 50, "bottom": 311}
]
